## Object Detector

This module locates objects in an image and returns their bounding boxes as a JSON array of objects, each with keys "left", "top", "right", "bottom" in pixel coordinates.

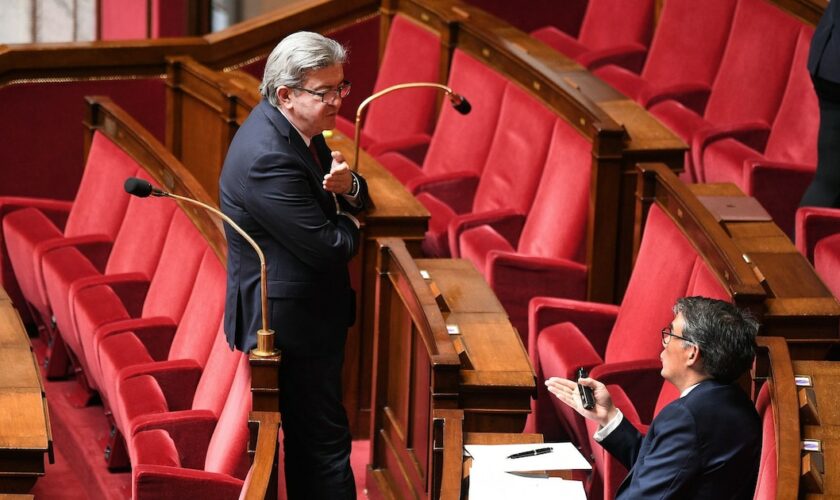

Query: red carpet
[{"left": 29, "top": 337, "right": 370, "bottom": 499}]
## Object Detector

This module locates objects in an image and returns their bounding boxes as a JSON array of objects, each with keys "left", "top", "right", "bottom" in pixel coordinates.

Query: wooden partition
[
  {"left": 636, "top": 163, "right": 840, "bottom": 349},
  {"left": 84, "top": 96, "right": 281, "bottom": 498},
  {"left": 0, "top": 288, "right": 51, "bottom": 494}
]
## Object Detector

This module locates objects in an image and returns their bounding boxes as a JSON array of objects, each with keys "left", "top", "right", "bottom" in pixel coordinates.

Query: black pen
[{"left": 506, "top": 446, "right": 553, "bottom": 459}]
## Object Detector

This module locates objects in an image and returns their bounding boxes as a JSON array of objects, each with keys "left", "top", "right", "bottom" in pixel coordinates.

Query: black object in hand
[{"left": 577, "top": 367, "right": 595, "bottom": 410}]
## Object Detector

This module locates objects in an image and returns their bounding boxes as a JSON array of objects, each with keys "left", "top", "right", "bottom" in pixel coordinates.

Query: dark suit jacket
[
  {"left": 219, "top": 99, "right": 368, "bottom": 355},
  {"left": 809, "top": 0, "right": 840, "bottom": 83},
  {"left": 601, "top": 380, "right": 761, "bottom": 500}
]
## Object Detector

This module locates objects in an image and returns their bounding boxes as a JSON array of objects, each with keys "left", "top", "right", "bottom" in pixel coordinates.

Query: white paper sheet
[
  {"left": 468, "top": 461, "right": 587, "bottom": 500},
  {"left": 464, "top": 442, "right": 592, "bottom": 471}
]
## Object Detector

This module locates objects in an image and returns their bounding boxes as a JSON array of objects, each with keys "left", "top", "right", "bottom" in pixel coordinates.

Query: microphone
[
  {"left": 123, "top": 177, "right": 278, "bottom": 357},
  {"left": 352, "top": 82, "right": 472, "bottom": 171}
]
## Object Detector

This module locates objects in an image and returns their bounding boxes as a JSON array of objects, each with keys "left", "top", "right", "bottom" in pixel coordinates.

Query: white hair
[{"left": 260, "top": 31, "right": 347, "bottom": 106}]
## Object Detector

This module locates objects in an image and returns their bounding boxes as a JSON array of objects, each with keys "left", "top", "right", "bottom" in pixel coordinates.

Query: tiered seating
[
  {"left": 531, "top": 0, "right": 654, "bottom": 73},
  {"left": 415, "top": 83, "right": 556, "bottom": 257},
  {"left": 456, "top": 117, "right": 592, "bottom": 338},
  {"left": 593, "top": 0, "right": 736, "bottom": 113},
  {"left": 797, "top": 206, "right": 840, "bottom": 298},
  {"left": 693, "top": 26, "right": 817, "bottom": 236},
  {"left": 334, "top": 14, "right": 441, "bottom": 163},
  {"left": 648, "top": 0, "right": 803, "bottom": 181}
]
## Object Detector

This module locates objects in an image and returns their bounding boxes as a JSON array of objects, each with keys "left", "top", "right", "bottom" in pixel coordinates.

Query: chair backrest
[
  {"left": 167, "top": 249, "right": 226, "bottom": 365},
  {"left": 578, "top": 0, "right": 654, "bottom": 51},
  {"left": 422, "top": 49, "right": 508, "bottom": 177},
  {"left": 815, "top": 233, "right": 840, "bottom": 298},
  {"left": 763, "top": 25, "right": 818, "bottom": 165},
  {"left": 204, "top": 353, "right": 251, "bottom": 480},
  {"left": 753, "top": 383, "right": 777, "bottom": 500},
  {"left": 471, "top": 84, "right": 555, "bottom": 215},
  {"left": 517, "top": 118, "right": 591, "bottom": 263},
  {"left": 192, "top": 322, "right": 242, "bottom": 414},
  {"left": 362, "top": 14, "right": 441, "bottom": 144},
  {"left": 605, "top": 204, "right": 700, "bottom": 362},
  {"left": 105, "top": 168, "right": 177, "bottom": 278},
  {"left": 140, "top": 209, "right": 207, "bottom": 322},
  {"left": 641, "top": 0, "right": 737, "bottom": 89},
  {"left": 703, "top": 0, "right": 802, "bottom": 126},
  {"left": 63, "top": 131, "right": 135, "bottom": 238}
]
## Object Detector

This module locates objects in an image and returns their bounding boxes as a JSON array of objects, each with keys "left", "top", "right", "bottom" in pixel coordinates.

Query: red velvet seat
[
  {"left": 376, "top": 49, "right": 508, "bottom": 187},
  {"left": 131, "top": 353, "right": 251, "bottom": 500},
  {"left": 69, "top": 210, "right": 208, "bottom": 391},
  {"left": 594, "top": 0, "right": 736, "bottom": 112},
  {"left": 795, "top": 206, "right": 840, "bottom": 263},
  {"left": 1, "top": 132, "right": 134, "bottom": 325},
  {"left": 415, "top": 83, "right": 555, "bottom": 257},
  {"left": 456, "top": 118, "right": 591, "bottom": 339},
  {"left": 94, "top": 248, "right": 225, "bottom": 416},
  {"left": 40, "top": 169, "right": 177, "bottom": 378},
  {"left": 815, "top": 233, "right": 840, "bottom": 299},
  {"left": 116, "top": 322, "right": 240, "bottom": 443},
  {"left": 648, "top": 0, "right": 802, "bottom": 180},
  {"left": 531, "top": 0, "right": 654, "bottom": 73},
  {"left": 334, "top": 14, "right": 441, "bottom": 163},
  {"left": 530, "top": 205, "right": 704, "bottom": 452},
  {"left": 753, "top": 384, "right": 777, "bottom": 500},
  {"left": 695, "top": 26, "right": 817, "bottom": 236}
]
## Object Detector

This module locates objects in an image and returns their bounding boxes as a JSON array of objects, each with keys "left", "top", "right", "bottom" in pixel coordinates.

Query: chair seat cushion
[
  {"left": 131, "top": 429, "right": 181, "bottom": 468},
  {"left": 376, "top": 152, "right": 425, "bottom": 186},
  {"left": 459, "top": 225, "right": 513, "bottom": 277},
  {"left": 97, "top": 331, "right": 156, "bottom": 406},
  {"left": 116, "top": 374, "right": 170, "bottom": 435}
]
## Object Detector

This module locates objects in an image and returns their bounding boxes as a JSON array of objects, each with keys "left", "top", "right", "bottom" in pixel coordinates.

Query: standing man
[
  {"left": 546, "top": 297, "right": 761, "bottom": 499},
  {"left": 220, "top": 31, "right": 367, "bottom": 499}
]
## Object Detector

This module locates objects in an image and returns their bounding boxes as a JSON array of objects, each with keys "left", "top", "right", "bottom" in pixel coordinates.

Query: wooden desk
[{"left": 0, "top": 293, "right": 51, "bottom": 494}]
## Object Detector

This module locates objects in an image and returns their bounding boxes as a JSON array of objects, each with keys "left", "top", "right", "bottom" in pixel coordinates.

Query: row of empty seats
[{"left": 0, "top": 98, "right": 253, "bottom": 499}]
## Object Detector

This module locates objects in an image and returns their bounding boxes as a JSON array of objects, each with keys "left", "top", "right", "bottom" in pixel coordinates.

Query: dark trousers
[
  {"left": 801, "top": 75, "right": 840, "bottom": 208},
  {"left": 279, "top": 351, "right": 355, "bottom": 500}
]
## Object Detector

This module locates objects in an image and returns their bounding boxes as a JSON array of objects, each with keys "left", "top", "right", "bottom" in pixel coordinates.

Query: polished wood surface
[
  {"left": 368, "top": 238, "right": 534, "bottom": 499},
  {"left": 0, "top": 294, "right": 50, "bottom": 494},
  {"left": 636, "top": 163, "right": 840, "bottom": 346}
]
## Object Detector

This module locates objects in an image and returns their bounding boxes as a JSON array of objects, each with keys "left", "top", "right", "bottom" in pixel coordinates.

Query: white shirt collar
[{"left": 680, "top": 382, "right": 702, "bottom": 397}]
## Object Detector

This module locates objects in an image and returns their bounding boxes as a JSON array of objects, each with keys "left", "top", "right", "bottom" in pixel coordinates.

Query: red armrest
[
  {"left": 70, "top": 272, "right": 151, "bottom": 318},
  {"left": 489, "top": 252, "right": 587, "bottom": 300},
  {"left": 95, "top": 317, "right": 178, "bottom": 362},
  {"left": 0, "top": 196, "right": 73, "bottom": 230},
  {"left": 131, "top": 409, "right": 217, "bottom": 469},
  {"left": 408, "top": 171, "right": 480, "bottom": 215},
  {"left": 640, "top": 81, "right": 712, "bottom": 115},
  {"left": 447, "top": 209, "right": 526, "bottom": 257},
  {"left": 367, "top": 133, "right": 432, "bottom": 165},
  {"left": 120, "top": 359, "right": 203, "bottom": 412},
  {"left": 36, "top": 234, "right": 113, "bottom": 273},
  {"left": 796, "top": 206, "right": 840, "bottom": 263},
  {"left": 691, "top": 120, "right": 772, "bottom": 174},
  {"left": 590, "top": 359, "right": 664, "bottom": 424},
  {"left": 133, "top": 465, "right": 244, "bottom": 500},
  {"left": 528, "top": 297, "right": 619, "bottom": 374},
  {"left": 578, "top": 43, "right": 648, "bottom": 73}
]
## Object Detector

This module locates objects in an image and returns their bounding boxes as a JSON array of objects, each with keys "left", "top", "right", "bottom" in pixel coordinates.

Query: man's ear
[
  {"left": 276, "top": 87, "right": 293, "bottom": 109},
  {"left": 686, "top": 344, "right": 701, "bottom": 367}
]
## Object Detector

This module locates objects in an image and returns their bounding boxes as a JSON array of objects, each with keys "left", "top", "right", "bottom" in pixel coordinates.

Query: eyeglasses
[
  {"left": 290, "top": 80, "right": 351, "bottom": 104},
  {"left": 661, "top": 326, "right": 694, "bottom": 346}
]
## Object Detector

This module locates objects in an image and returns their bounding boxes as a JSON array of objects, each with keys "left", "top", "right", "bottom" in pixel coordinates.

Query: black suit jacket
[
  {"left": 601, "top": 380, "right": 761, "bottom": 500},
  {"left": 220, "top": 99, "right": 368, "bottom": 355},
  {"left": 809, "top": 0, "right": 840, "bottom": 83}
]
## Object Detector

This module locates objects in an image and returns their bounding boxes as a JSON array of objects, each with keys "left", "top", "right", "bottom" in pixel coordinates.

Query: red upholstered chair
[
  {"left": 94, "top": 248, "right": 225, "bottom": 415},
  {"left": 795, "top": 206, "right": 840, "bottom": 263},
  {"left": 583, "top": 258, "right": 728, "bottom": 498},
  {"left": 415, "top": 83, "right": 555, "bottom": 256},
  {"left": 815, "top": 233, "right": 840, "bottom": 299},
  {"left": 1, "top": 132, "right": 134, "bottom": 327},
  {"left": 753, "top": 384, "right": 777, "bottom": 500},
  {"left": 334, "top": 14, "right": 440, "bottom": 164},
  {"left": 648, "top": 0, "right": 802, "bottom": 180},
  {"left": 456, "top": 118, "right": 591, "bottom": 338},
  {"left": 376, "top": 49, "right": 508, "bottom": 187},
  {"left": 40, "top": 169, "right": 177, "bottom": 380},
  {"left": 531, "top": 205, "right": 702, "bottom": 451},
  {"left": 68, "top": 210, "right": 208, "bottom": 392},
  {"left": 531, "top": 0, "right": 654, "bottom": 73},
  {"left": 131, "top": 354, "right": 251, "bottom": 500},
  {"left": 695, "top": 26, "right": 817, "bottom": 236},
  {"left": 594, "top": 0, "right": 736, "bottom": 113},
  {"left": 116, "top": 323, "right": 240, "bottom": 445}
]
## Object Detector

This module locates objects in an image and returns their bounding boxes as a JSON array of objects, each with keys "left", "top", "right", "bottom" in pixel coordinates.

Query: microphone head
[
  {"left": 450, "top": 94, "right": 471, "bottom": 115},
  {"left": 124, "top": 177, "right": 154, "bottom": 198}
]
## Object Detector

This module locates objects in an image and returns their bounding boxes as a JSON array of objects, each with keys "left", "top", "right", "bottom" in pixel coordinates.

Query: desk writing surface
[
  {"left": 794, "top": 361, "right": 840, "bottom": 424},
  {"left": 0, "top": 390, "right": 48, "bottom": 449},
  {"left": 0, "top": 347, "right": 41, "bottom": 391},
  {"left": 0, "top": 306, "right": 28, "bottom": 347},
  {"left": 451, "top": 313, "right": 532, "bottom": 377},
  {"left": 415, "top": 259, "right": 505, "bottom": 313}
]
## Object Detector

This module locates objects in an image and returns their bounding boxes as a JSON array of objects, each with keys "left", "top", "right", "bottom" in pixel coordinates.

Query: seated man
[{"left": 546, "top": 296, "right": 761, "bottom": 499}]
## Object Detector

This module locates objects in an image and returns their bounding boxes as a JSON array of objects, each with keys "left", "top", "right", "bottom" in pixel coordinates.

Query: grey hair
[
  {"left": 674, "top": 296, "right": 759, "bottom": 384},
  {"left": 260, "top": 31, "right": 348, "bottom": 107}
]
